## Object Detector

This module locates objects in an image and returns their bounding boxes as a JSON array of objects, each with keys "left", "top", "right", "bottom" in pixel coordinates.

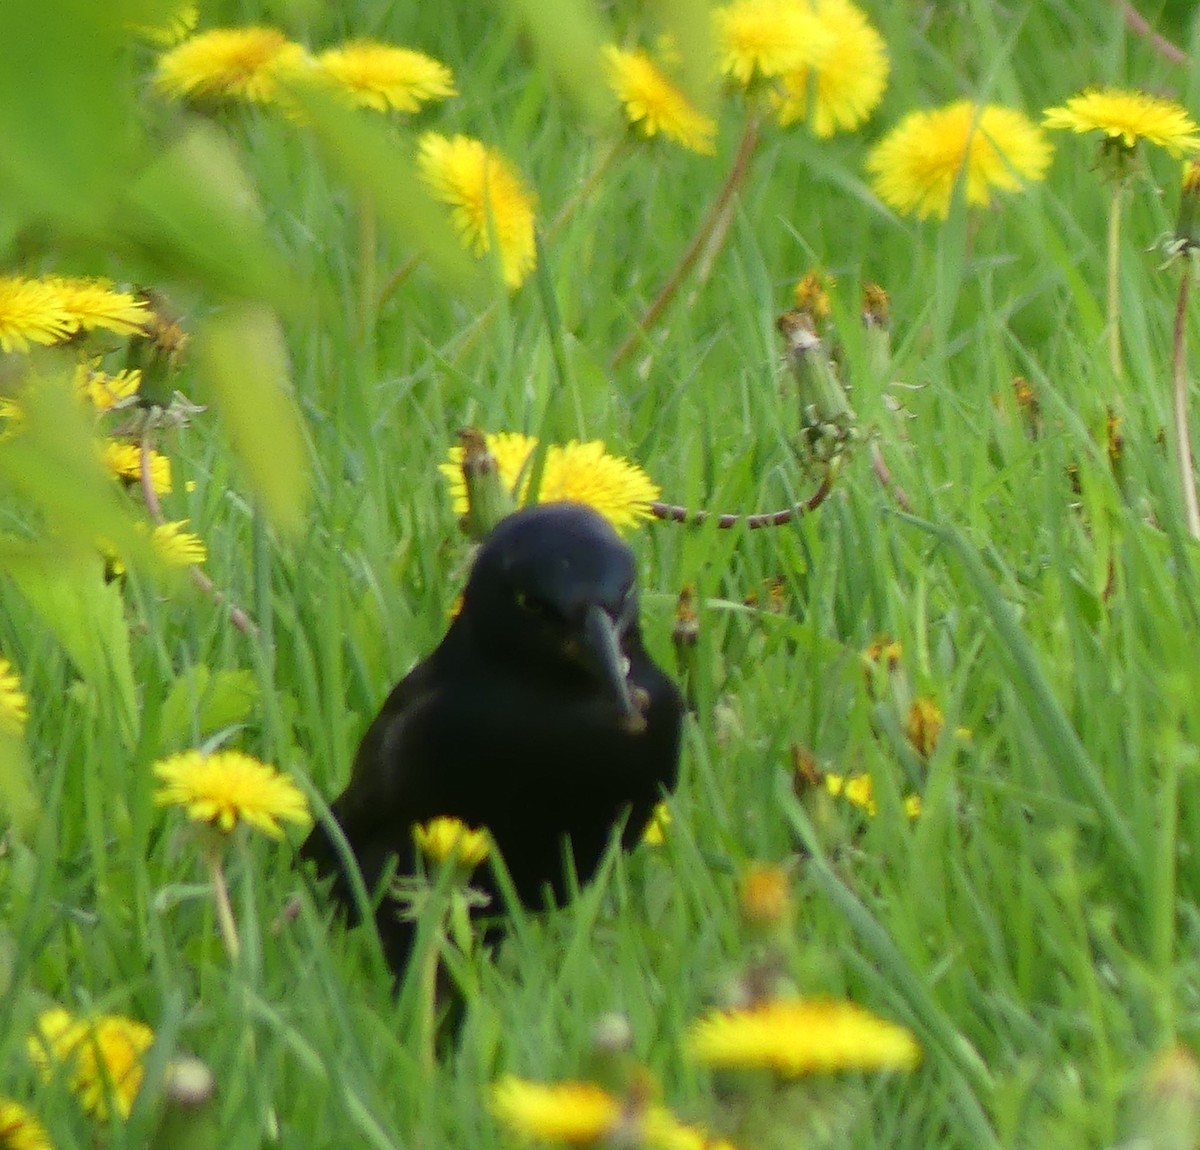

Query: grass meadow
[{"left": 4, "top": 1, "right": 1200, "bottom": 1147}]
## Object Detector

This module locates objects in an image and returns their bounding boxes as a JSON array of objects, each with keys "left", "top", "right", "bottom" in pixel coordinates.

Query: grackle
[{"left": 300, "top": 501, "right": 684, "bottom": 976}]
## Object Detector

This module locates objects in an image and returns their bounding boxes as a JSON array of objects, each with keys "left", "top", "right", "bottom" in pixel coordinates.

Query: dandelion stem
[
  {"left": 869, "top": 441, "right": 913, "bottom": 511},
  {"left": 650, "top": 472, "right": 832, "bottom": 528},
  {"left": 547, "top": 136, "right": 627, "bottom": 240},
  {"left": 612, "top": 114, "right": 761, "bottom": 369},
  {"left": 359, "top": 196, "right": 379, "bottom": 343},
  {"left": 206, "top": 847, "right": 241, "bottom": 963},
  {"left": 139, "top": 436, "right": 259, "bottom": 638},
  {"left": 1106, "top": 185, "right": 1123, "bottom": 378},
  {"left": 417, "top": 927, "right": 440, "bottom": 1076},
  {"left": 1116, "top": 1, "right": 1188, "bottom": 67},
  {"left": 1171, "top": 269, "right": 1200, "bottom": 538}
]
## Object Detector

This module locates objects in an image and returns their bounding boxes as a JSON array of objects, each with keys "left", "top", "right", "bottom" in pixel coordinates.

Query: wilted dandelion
[
  {"left": 739, "top": 861, "right": 792, "bottom": 928},
  {"left": 905, "top": 697, "right": 944, "bottom": 758},
  {"left": 154, "top": 749, "right": 310, "bottom": 838},
  {"left": 28, "top": 1008, "right": 154, "bottom": 1120},
  {"left": 687, "top": 998, "right": 920, "bottom": 1075},
  {"left": 774, "top": 0, "right": 889, "bottom": 137},
  {"left": 440, "top": 432, "right": 660, "bottom": 533},
  {"left": 0, "top": 1097, "right": 52, "bottom": 1150},
  {"left": 417, "top": 133, "right": 537, "bottom": 289},
  {"left": 603, "top": 45, "right": 716, "bottom": 154},
  {"left": 155, "top": 26, "right": 311, "bottom": 104},
  {"left": 413, "top": 816, "right": 490, "bottom": 869},
  {"left": 317, "top": 40, "right": 456, "bottom": 113},
  {"left": 713, "top": 0, "right": 814, "bottom": 87},
  {"left": 0, "top": 657, "right": 29, "bottom": 736},
  {"left": 866, "top": 101, "right": 1051, "bottom": 219}
]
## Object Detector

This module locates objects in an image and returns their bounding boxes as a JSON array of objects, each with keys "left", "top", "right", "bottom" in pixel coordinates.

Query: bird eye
[{"left": 515, "top": 591, "right": 555, "bottom": 618}]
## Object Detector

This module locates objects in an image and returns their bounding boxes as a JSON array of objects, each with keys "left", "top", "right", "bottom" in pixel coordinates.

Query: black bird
[{"left": 301, "top": 501, "right": 684, "bottom": 975}]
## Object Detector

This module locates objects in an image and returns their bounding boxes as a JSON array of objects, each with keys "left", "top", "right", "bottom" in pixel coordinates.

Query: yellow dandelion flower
[
  {"left": 74, "top": 363, "right": 142, "bottom": 412},
  {"left": 0, "top": 1097, "right": 53, "bottom": 1150},
  {"left": 28, "top": 1008, "right": 154, "bottom": 1121},
  {"left": 440, "top": 432, "right": 660, "bottom": 533},
  {"left": 640, "top": 1108, "right": 738, "bottom": 1150},
  {"left": 0, "top": 278, "right": 73, "bottom": 353},
  {"left": 775, "top": 0, "right": 889, "bottom": 137},
  {"left": 866, "top": 100, "right": 1052, "bottom": 220},
  {"left": 0, "top": 657, "right": 29, "bottom": 737},
  {"left": 413, "top": 816, "right": 490, "bottom": 869},
  {"left": 825, "top": 771, "right": 877, "bottom": 815},
  {"left": 317, "top": 40, "right": 456, "bottom": 113},
  {"left": 153, "top": 749, "right": 311, "bottom": 838},
  {"left": 714, "top": 0, "right": 815, "bottom": 87},
  {"left": 602, "top": 45, "right": 717, "bottom": 155},
  {"left": 687, "top": 998, "right": 920, "bottom": 1075},
  {"left": 1043, "top": 88, "right": 1200, "bottom": 157},
  {"left": 101, "top": 440, "right": 172, "bottom": 496},
  {"left": 417, "top": 133, "right": 537, "bottom": 289},
  {"left": 155, "top": 26, "right": 311, "bottom": 105},
  {"left": 150, "top": 519, "right": 207, "bottom": 568},
  {"left": 491, "top": 1077, "right": 620, "bottom": 1144},
  {"left": 46, "top": 278, "right": 149, "bottom": 339},
  {"left": 129, "top": 2, "right": 199, "bottom": 45},
  {"left": 825, "top": 773, "right": 920, "bottom": 820},
  {"left": 642, "top": 801, "right": 671, "bottom": 846},
  {"left": 906, "top": 696, "right": 944, "bottom": 757}
]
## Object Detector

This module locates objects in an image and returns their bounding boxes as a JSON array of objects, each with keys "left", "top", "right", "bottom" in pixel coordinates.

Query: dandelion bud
[
  {"left": 777, "top": 308, "right": 858, "bottom": 470},
  {"left": 739, "top": 862, "right": 793, "bottom": 931},
  {"left": 672, "top": 584, "right": 700, "bottom": 711},
  {"left": 457, "top": 426, "right": 516, "bottom": 540}
]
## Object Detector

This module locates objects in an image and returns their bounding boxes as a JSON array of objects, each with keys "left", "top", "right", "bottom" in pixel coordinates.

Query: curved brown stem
[
  {"left": 649, "top": 473, "right": 832, "bottom": 528},
  {"left": 1116, "top": 0, "right": 1187, "bottom": 66},
  {"left": 139, "top": 435, "right": 259, "bottom": 638},
  {"left": 612, "top": 114, "right": 761, "bottom": 369},
  {"left": 869, "top": 441, "right": 912, "bottom": 512},
  {"left": 1172, "top": 270, "right": 1200, "bottom": 537}
]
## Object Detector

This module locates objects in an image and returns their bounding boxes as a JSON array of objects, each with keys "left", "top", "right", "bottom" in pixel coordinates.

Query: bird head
[{"left": 461, "top": 502, "right": 647, "bottom": 729}]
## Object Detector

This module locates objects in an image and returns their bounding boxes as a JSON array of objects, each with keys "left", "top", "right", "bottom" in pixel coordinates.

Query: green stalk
[{"left": 1107, "top": 184, "right": 1123, "bottom": 378}]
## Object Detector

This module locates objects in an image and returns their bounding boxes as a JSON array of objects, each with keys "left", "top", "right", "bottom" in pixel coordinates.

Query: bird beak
[{"left": 581, "top": 602, "right": 646, "bottom": 733}]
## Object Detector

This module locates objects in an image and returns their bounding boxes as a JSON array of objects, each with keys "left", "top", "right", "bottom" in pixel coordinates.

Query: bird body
[{"left": 301, "top": 502, "right": 683, "bottom": 974}]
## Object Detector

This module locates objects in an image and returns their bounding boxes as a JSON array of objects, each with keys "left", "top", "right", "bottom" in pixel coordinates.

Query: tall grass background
[{"left": 3, "top": 1, "right": 1200, "bottom": 1147}]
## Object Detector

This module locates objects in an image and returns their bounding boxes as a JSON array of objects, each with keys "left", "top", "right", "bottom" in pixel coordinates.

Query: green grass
[{"left": 4, "top": 1, "right": 1200, "bottom": 1147}]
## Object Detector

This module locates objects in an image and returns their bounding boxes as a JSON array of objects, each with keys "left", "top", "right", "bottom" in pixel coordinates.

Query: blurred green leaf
[
  {"left": 495, "top": 0, "right": 617, "bottom": 130},
  {"left": 0, "top": 2, "right": 144, "bottom": 237},
  {"left": 123, "top": 121, "right": 299, "bottom": 310},
  {"left": 0, "top": 362, "right": 147, "bottom": 565},
  {"left": 0, "top": 732, "right": 37, "bottom": 839},
  {"left": 286, "top": 84, "right": 484, "bottom": 299},
  {"left": 8, "top": 561, "right": 139, "bottom": 748},
  {"left": 195, "top": 304, "right": 310, "bottom": 535},
  {"left": 159, "top": 665, "right": 260, "bottom": 752}
]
